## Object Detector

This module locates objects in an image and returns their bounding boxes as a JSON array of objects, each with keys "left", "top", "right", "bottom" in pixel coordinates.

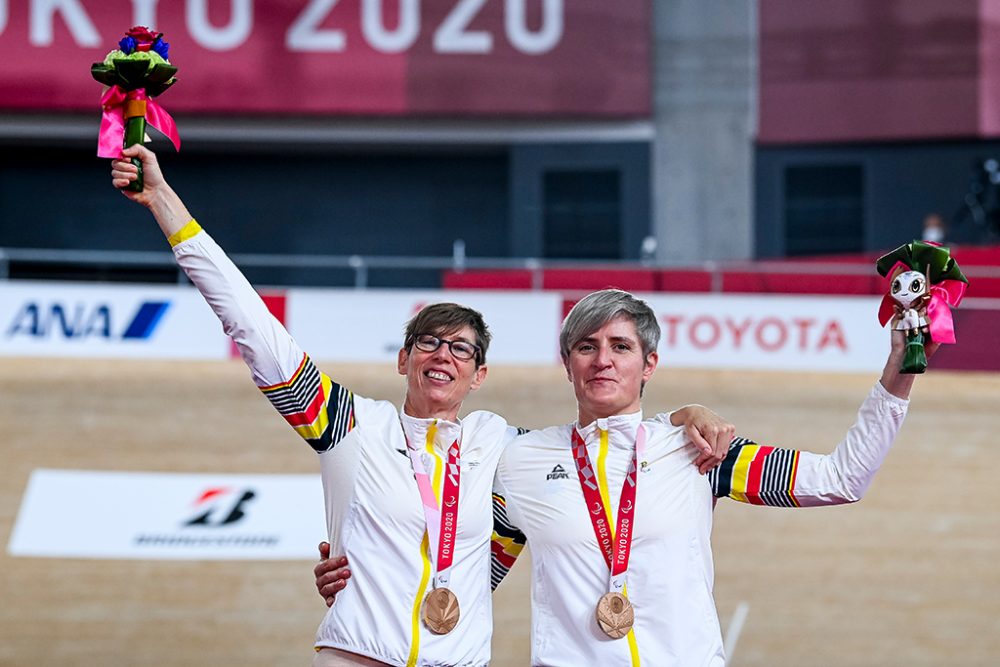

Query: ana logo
[
  {"left": 184, "top": 487, "right": 257, "bottom": 527},
  {"left": 546, "top": 464, "right": 570, "bottom": 481},
  {"left": 5, "top": 300, "right": 170, "bottom": 340}
]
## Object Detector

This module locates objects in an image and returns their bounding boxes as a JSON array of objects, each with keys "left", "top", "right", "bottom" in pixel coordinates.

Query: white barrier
[
  {"left": 0, "top": 281, "right": 229, "bottom": 359},
  {"left": 643, "top": 293, "right": 888, "bottom": 372},
  {"left": 8, "top": 469, "right": 325, "bottom": 560},
  {"left": 0, "top": 281, "right": 891, "bottom": 371},
  {"left": 288, "top": 289, "right": 562, "bottom": 365}
]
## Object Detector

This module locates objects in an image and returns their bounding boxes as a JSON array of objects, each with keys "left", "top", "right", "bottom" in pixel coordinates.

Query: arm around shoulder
[{"left": 658, "top": 405, "right": 736, "bottom": 474}]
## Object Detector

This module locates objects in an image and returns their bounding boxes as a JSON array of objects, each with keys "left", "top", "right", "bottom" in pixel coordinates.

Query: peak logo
[
  {"left": 547, "top": 464, "right": 570, "bottom": 480},
  {"left": 5, "top": 300, "right": 170, "bottom": 340},
  {"left": 184, "top": 487, "right": 257, "bottom": 527}
]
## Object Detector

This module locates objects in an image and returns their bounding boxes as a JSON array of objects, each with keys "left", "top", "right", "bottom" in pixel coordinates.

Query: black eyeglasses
[{"left": 411, "top": 333, "right": 481, "bottom": 362}]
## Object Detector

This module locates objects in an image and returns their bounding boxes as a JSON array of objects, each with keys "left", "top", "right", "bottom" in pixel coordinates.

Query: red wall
[
  {"left": 932, "top": 308, "right": 1000, "bottom": 371},
  {"left": 759, "top": 0, "right": 990, "bottom": 143},
  {"left": 0, "top": 0, "right": 649, "bottom": 117}
]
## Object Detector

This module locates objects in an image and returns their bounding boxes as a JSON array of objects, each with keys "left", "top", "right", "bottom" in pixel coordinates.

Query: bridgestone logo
[{"left": 133, "top": 534, "right": 280, "bottom": 548}]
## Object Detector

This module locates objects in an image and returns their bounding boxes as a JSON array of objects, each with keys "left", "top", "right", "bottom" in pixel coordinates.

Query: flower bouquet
[
  {"left": 92, "top": 26, "right": 181, "bottom": 192},
  {"left": 875, "top": 241, "right": 968, "bottom": 374}
]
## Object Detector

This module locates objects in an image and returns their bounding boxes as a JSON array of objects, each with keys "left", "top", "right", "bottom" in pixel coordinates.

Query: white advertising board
[
  {"left": 0, "top": 281, "right": 893, "bottom": 371},
  {"left": 0, "top": 281, "right": 229, "bottom": 359},
  {"left": 643, "top": 293, "right": 889, "bottom": 372},
  {"left": 8, "top": 469, "right": 325, "bottom": 560},
  {"left": 287, "top": 289, "right": 563, "bottom": 365}
]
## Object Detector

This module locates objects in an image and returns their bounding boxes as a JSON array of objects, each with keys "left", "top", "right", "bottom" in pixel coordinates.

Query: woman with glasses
[{"left": 109, "top": 145, "right": 732, "bottom": 667}]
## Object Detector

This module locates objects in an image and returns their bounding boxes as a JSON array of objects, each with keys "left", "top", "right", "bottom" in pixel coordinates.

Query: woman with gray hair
[{"left": 492, "top": 287, "right": 922, "bottom": 665}]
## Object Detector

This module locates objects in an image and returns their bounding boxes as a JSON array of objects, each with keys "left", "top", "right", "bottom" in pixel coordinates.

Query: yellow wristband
[{"left": 167, "top": 219, "right": 203, "bottom": 248}]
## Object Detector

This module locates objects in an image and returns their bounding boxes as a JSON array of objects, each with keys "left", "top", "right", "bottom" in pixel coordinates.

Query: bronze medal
[
  {"left": 422, "top": 587, "right": 460, "bottom": 635},
  {"left": 595, "top": 591, "right": 634, "bottom": 639},
  {"left": 405, "top": 434, "right": 464, "bottom": 636}
]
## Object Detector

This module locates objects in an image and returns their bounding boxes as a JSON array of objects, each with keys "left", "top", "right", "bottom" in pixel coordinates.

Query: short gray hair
[{"left": 559, "top": 289, "right": 661, "bottom": 360}]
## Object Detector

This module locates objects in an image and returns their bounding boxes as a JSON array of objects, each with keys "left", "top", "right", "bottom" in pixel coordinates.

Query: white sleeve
[
  {"left": 173, "top": 228, "right": 355, "bottom": 452},
  {"left": 792, "top": 381, "right": 909, "bottom": 506},
  {"left": 709, "top": 382, "right": 908, "bottom": 507},
  {"left": 172, "top": 228, "right": 303, "bottom": 388}
]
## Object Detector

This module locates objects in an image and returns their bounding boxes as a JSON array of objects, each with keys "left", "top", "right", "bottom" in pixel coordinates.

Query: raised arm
[
  {"left": 111, "top": 145, "right": 355, "bottom": 453},
  {"left": 878, "top": 326, "right": 934, "bottom": 402},
  {"left": 111, "top": 144, "right": 192, "bottom": 237},
  {"left": 708, "top": 330, "right": 916, "bottom": 507}
]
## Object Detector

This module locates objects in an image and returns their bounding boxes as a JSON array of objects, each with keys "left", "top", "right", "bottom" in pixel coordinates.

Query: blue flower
[
  {"left": 118, "top": 36, "right": 137, "bottom": 54},
  {"left": 152, "top": 38, "right": 170, "bottom": 60}
]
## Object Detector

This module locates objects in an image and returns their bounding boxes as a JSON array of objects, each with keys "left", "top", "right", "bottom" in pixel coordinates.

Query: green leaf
[
  {"left": 90, "top": 64, "right": 120, "bottom": 87},
  {"left": 113, "top": 58, "right": 152, "bottom": 89},
  {"left": 875, "top": 241, "right": 968, "bottom": 285},
  {"left": 144, "top": 78, "right": 176, "bottom": 98},
  {"left": 146, "top": 64, "right": 178, "bottom": 84}
]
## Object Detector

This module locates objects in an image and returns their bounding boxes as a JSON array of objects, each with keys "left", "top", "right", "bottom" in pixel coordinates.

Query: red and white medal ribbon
[
  {"left": 571, "top": 424, "right": 646, "bottom": 594},
  {"left": 406, "top": 425, "right": 461, "bottom": 590}
]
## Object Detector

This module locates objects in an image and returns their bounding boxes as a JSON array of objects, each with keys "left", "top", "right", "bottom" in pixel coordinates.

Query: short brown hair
[{"left": 403, "top": 302, "right": 491, "bottom": 366}]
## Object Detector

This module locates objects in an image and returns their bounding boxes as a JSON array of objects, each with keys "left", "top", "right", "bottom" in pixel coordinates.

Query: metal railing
[
  {"left": 0, "top": 245, "right": 547, "bottom": 288},
  {"left": 2, "top": 245, "right": 999, "bottom": 292}
]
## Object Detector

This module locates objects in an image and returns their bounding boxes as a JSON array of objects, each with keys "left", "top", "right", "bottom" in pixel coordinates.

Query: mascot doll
[{"left": 876, "top": 241, "right": 968, "bottom": 374}]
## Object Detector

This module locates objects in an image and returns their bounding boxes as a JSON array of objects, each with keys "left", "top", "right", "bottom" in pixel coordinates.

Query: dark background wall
[
  {"left": 0, "top": 140, "right": 651, "bottom": 286},
  {"left": 0, "top": 144, "right": 510, "bottom": 287},
  {"left": 755, "top": 141, "right": 1000, "bottom": 258},
  {"left": 509, "top": 142, "right": 651, "bottom": 260}
]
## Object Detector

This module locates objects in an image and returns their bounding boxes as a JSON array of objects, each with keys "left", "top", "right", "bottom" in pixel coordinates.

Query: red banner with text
[{"left": 0, "top": 0, "right": 650, "bottom": 117}]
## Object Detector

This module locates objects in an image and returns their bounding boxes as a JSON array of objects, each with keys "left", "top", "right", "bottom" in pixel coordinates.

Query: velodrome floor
[{"left": 1, "top": 358, "right": 998, "bottom": 666}]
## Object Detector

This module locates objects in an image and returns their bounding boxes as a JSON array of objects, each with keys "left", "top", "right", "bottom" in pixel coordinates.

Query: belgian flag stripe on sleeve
[
  {"left": 490, "top": 493, "right": 527, "bottom": 591},
  {"left": 712, "top": 438, "right": 801, "bottom": 507},
  {"left": 321, "top": 383, "right": 355, "bottom": 452},
  {"left": 743, "top": 445, "right": 775, "bottom": 505},
  {"left": 710, "top": 436, "right": 752, "bottom": 498},
  {"left": 259, "top": 353, "right": 355, "bottom": 453}
]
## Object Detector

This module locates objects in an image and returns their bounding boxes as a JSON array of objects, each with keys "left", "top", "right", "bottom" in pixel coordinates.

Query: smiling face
[
  {"left": 891, "top": 269, "right": 928, "bottom": 308},
  {"left": 564, "top": 315, "right": 658, "bottom": 426},
  {"left": 397, "top": 324, "right": 488, "bottom": 422}
]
